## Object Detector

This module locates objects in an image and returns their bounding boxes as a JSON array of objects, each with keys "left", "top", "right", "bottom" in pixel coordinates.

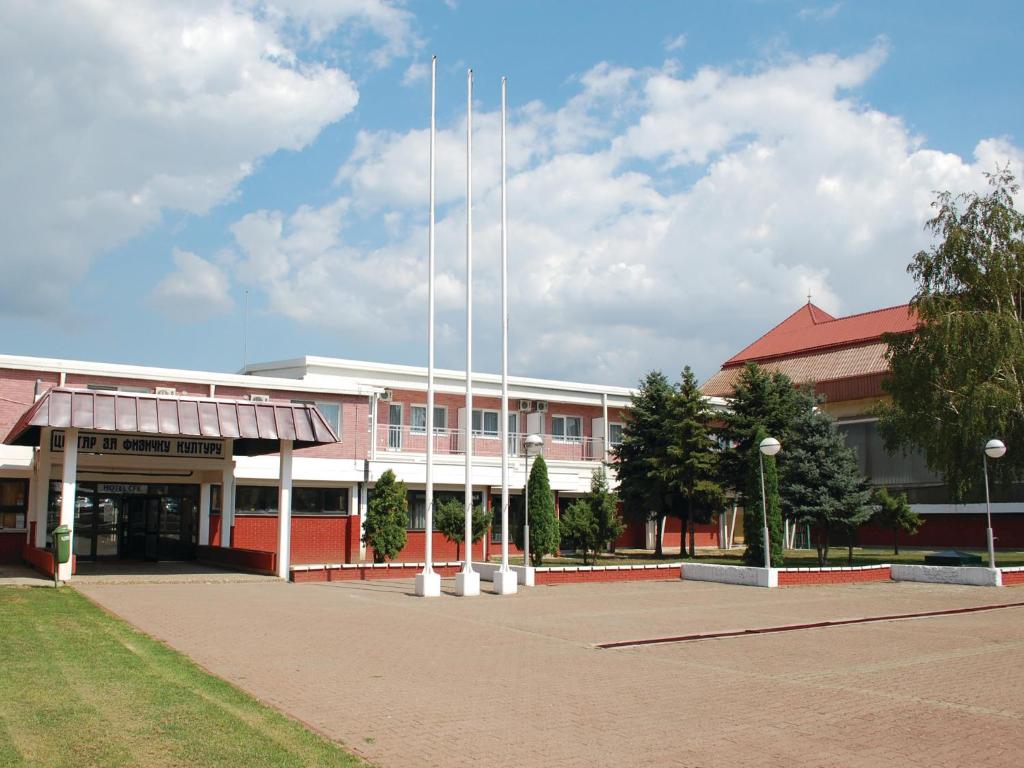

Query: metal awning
[{"left": 4, "top": 387, "right": 339, "bottom": 456}]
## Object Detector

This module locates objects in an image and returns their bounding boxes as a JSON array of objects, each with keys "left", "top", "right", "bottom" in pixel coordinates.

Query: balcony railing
[{"left": 375, "top": 425, "right": 605, "bottom": 462}]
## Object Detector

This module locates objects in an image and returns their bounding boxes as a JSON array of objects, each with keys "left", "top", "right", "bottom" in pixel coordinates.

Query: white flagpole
[
  {"left": 456, "top": 68, "right": 480, "bottom": 597},
  {"left": 416, "top": 56, "right": 441, "bottom": 598},
  {"left": 493, "top": 75, "right": 517, "bottom": 595}
]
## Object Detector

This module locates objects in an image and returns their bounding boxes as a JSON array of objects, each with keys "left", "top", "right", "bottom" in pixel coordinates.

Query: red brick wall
[
  {"left": 0, "top": 368, "right": 60, "bottom": 435},
  {"left": 777, "top": 567, "right": 891, "bottom": 586},
  {"left": 227, "top": 514, "right": 360, "bottom": 564},
  {"left": 1003, "top": 570, "right": 1024, "bottom": 586},
  {"left": 662, "top": 516, "right": 720, "bottom": 549},
  {"left": 293, "top": 563, "right": 462, "bottom": 583},
  {"left": 857, "top": 514, "right": 1024, "bottom": 549},
  {"left": 534, "top": 566, "right": 679, "bottom": 585},
  {"left": 615, "top": 517, "right": 647, "bottom": 548}
]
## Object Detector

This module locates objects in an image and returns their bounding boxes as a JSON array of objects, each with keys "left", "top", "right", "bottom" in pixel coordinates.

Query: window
[
  {"left": 292, "top": 487, "right": 349, "bottom": 515},
  {"left": 234, "top": 485, "right": 278, "bottom": 515},
  {"left": 293, "top": 400, "right": 342, "bottom": 436},
  {"left": 552, "top": 415, "right": 582, "bottom": 442},
  {"left": 472, "top": 409, "right": 500, "bottom": 437},
  {"left": 407, "top": 490, "right": 482, "bottom": 530},
  {"left": 608, "top": 423, "right": 624, "bottom": 447},
  {"left": 411, "top": 405, "right": 447, "bottom": 434},
  {"left": 387, "top": 403, "right": 403, "bottom": 449},
  {"left": 0, "top": 479, "right": 27, "bottom": 530}
]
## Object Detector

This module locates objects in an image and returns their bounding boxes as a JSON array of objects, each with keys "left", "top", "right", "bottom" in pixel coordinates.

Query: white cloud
[
  {"left": 194, "top": 45, "right": 1023, "bottom": 384},
  {"left": 799, "top": 3, "right": 843, "bottom": 21},
  {"left": 664, "top": 33, "right": 687, "bottom": 52},
  {"left": 0, "top": 0, "right": 418, "bottom": 320},
  {"left": 152, "top": 248, "right": 234, "bottom": 317}
]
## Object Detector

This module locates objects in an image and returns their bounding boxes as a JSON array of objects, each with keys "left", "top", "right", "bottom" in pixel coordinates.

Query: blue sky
[{"left": 2, "top": 1, "right": 1022, "bottom": 386}]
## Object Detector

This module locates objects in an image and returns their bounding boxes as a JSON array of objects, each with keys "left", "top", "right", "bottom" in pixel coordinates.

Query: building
[
  {"left": 702, "top": 301, "right": 1024, "bottom": 548},
  {"left": 0, "top": 352, "right": 677, "bottom": 580}
]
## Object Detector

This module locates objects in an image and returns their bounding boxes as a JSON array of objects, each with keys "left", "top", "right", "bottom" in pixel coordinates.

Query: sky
[{"left": 2, "top": 0, "right": 1022, "bottom": 388}]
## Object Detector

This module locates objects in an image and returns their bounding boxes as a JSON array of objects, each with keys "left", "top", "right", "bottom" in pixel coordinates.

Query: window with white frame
[
  {"left": 411, "top": 405, "right": 447, "bottom": 434},
  {"left": 293, "top": 400, "right": 342, "bottom": 436},
  {"left": 609, "top": 422, "right": 624, "bottom": 447},
  {"left": 552, "top": 415, "right": 582, "bottom": 442},
  {"left": 472, "top": 409, "right": 500, "bottom": 437}
]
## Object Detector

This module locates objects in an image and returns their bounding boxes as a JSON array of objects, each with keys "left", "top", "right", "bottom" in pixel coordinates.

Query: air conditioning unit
[
  {"left": 248, "top": 394, "right": 270, "bottom": 403},
  {"left": 518, "top": 399, "right": 532, "bottom": 412},
  {"left": 535, "top": 401, "right": 548, "bottom": 413},
  {"left": 379, "top": 389, "right": 393, "bottom": 401},
  {"left": 154, "top": 387, "right": 176, "bottom": 396}
]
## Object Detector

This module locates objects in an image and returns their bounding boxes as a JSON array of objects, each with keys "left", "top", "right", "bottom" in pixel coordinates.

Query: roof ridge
[
  {"left": 724, "top": 302, "right": 830, "bottom": 365},
  {"left": 817, "top": 303, "right": 911, "bottom": 325}
]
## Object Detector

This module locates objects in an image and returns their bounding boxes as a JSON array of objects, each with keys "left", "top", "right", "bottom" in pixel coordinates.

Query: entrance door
[{"left": 123, "top": 497, "right": 161, "bottom": 561}]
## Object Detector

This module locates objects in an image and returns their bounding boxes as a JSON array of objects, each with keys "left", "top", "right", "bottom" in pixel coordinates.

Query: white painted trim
[{"left": 0, "top": 353, "right": 379, "bottom": 397}]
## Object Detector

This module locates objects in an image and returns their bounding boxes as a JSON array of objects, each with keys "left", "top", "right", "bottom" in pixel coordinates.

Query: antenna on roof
[{"left": 807, "top": 291, "right": 812, "bottom": 304}]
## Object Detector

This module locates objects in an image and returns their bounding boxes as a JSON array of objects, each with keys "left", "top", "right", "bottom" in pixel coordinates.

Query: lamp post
[
  {"left": 759, "top": 436, "right": 781, "bottom": 570},
  {"left": 523, "top": 433, "right": 543, "bottom": 568},
  {"left": 983, "top": 438, "right": 1006, "bottom": 569}
]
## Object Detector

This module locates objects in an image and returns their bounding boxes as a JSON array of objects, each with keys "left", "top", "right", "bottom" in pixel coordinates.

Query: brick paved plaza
[{"left": 77, "top": 579, "right": 1024, "bottom": 768}]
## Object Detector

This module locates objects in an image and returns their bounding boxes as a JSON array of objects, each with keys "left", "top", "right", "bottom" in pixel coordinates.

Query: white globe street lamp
[
  {"left": 759, "top": 437, "right": 781, "bottom": 570},
  {"left": 523, "top": 433, "right": 544, "bottom": 568},
  {"left": 983, "top": 439, "right": 1006, "bottom": 569}
]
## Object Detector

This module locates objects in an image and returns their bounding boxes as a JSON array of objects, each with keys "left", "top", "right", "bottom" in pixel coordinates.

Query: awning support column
[
  {"left": 221, "top": 463, "right": 234, "bottom": 548},
  {"left": 33, "top": 430, "right": 52, "bottom": 548},
  {"left": 277, "top": 440, "right": 293, "bottom": 580},
  {"left": 58, "top": 428, "right": 78, "bottom": 582},
  {"left": 198, "top": 482, "right": 212, "bottom": 546}
]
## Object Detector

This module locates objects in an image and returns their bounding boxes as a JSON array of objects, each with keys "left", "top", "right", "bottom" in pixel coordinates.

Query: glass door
[{"left": 388, "top": 403, "right": 403, "bottom": 450}]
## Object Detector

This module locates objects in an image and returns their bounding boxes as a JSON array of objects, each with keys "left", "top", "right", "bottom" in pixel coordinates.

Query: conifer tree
[
  {"left": 560, "top": 466, "right": 624, "bottom": 564},
  {"left": 612, "top": 370, "right": 674, "bottom": 556},
  {"left": 784, "top": 406, "right": 872, "bottom": 565},
  {"left": 871, "top": 487, "right": 921, "bottom": 555},
  {"left": 364, "top": 469, "right": 408, "bottom": 563},
  {"left": 525, "top": 455, "right": 559, "bottom": 566},
  {"left": 663, "top": 367, "right": 724, "bottom": 557}
]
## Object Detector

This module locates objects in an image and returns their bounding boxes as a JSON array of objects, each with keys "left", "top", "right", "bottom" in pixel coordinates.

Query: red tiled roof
[
  {"left": 701, "top": 342, "right": 890, "bottom": 398},
  {"left": 4, "top": 388, "right": 338, "bottom": 456},
  {"left": 724, "top": 303, "right": 916, "bottom": 366}
]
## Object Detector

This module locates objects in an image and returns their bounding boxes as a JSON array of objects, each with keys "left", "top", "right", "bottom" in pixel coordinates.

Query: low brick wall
[
  {"left": 534, "top": 564, "right": 680, "bottom": 585},
  {"left": 777, "top": 565, "right": 891, "bottom": 586},
  {"left": 21, "top": 544, "right": 78, "bottom": 578},
  {"left": 196, "top": 545, "right": 276, "bottom": 575},
  {"left": 291, "top": 561, "right": 463, "bottom": 583},
  {"left": 1002, "top": 567, "right": 1024, "bottom": 586}
]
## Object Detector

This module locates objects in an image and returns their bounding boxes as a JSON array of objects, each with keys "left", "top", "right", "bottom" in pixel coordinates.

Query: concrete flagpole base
[
  {"left": 414, "top": 570, "right": 441, "bottom": 597},
  {"left": 455, "top": 568, "right": 480, "bottom": 596},
  {"left": 491, "top": 569, "right": 518, "bottom": 595}
]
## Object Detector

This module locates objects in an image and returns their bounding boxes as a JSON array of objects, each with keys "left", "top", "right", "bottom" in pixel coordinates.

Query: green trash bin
[
  {"left": 52, "top": 525, "right": 71, "bottom": 585},
  {"left": 53, "top": 525, "right": 72, "bottom": 565}
]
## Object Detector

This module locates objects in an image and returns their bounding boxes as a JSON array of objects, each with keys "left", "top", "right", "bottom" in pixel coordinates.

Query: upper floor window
[
  {"left": 608, "top": 423, "right": 624, "bottom": 447},
  {"left": 411, "top": 405, "right": 447, "bottom": 434},
  {"left": 472, "top": 409, "right": 500, "bottom": 437},
  {"left": 0, "top": 479, "right": 27, "bottom": 530},
  {"left": 87, "top": 384, "right": 151, "bottom": 394},
  {"left": 293, "top": 400, "right": 342, "bottom": 436},
  {"left": 552, "top": 415, "right": 582, "bottom": 442}
]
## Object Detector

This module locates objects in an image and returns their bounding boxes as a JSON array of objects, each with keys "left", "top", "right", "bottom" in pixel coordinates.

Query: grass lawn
[
  {"left": 0, "top": 587, "right": 370, "bottom": 768},
  {"left": 489, "top": 547, "right": 1024, "bottom": 568}
]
